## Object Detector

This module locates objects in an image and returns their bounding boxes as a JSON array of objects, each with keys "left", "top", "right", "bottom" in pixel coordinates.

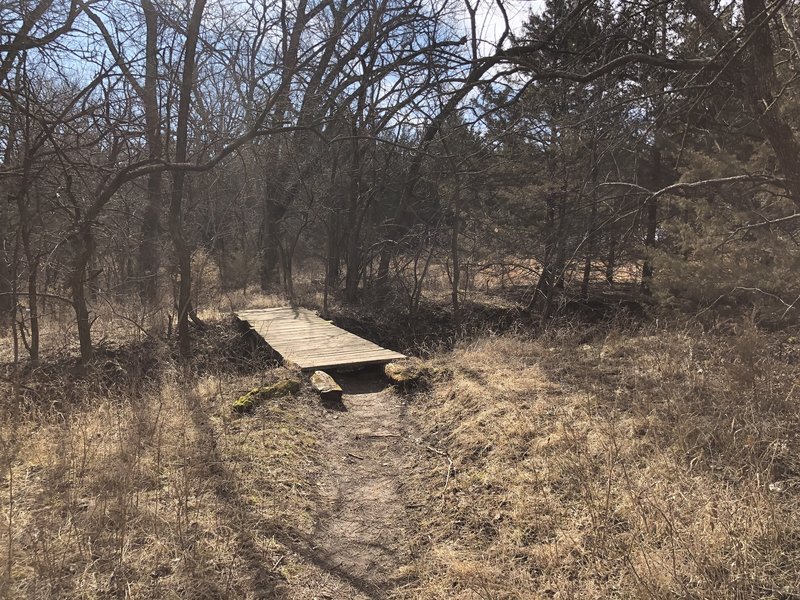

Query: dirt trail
[{"left": 288, "top": 368, "right": 417, "bottom": 599}]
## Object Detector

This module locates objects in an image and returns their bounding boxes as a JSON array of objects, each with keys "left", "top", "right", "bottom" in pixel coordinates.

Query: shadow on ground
[{"left": 186, "top": 365, "right": 402, "bottom": 599}]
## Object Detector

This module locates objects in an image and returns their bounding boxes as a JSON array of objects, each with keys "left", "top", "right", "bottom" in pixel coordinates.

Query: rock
[
  {"left": 232, "top": 378, "right": 301, "bottom": 413},
  {"left": 384, "top": 359, "right": 436, "bottom": 389},
  {"left": 310, "top": 370, "right": 342, "bottom": 402}
]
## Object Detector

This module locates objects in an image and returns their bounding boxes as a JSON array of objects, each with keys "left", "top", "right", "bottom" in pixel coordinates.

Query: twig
[
  {"left": 0, "top": 374, "right": 36, "bottom": 393},
  {"left": 347, "top": 452, "right": 364, "bottom": 461},
  {"left": 754, "top": 585, "right": 800, "bottom": 600},
  {"left": 426, "top": 446, "right": 454, "bottom": 504},
  {"left": 0, "top": 291, "right": 73, "bottom": 304},
  {"left": 97, "top": 294, "right": 157, "bottom": 340},
  {"left": 426, "top": 445, "right": 447, "bottom": 457},
  {"left": 442, "top": 460, "right": 453, "bottom": 499}
]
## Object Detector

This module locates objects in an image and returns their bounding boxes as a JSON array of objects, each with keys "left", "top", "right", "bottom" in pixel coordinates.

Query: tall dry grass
[
  {"left": 400, "top": 324, "right": 800, "bottom": 599},
  {"left": 0, "top": 345, "right": 320, "bottom": 599}
]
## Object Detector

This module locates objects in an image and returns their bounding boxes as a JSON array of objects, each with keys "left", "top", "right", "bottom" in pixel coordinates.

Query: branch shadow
[{"left": 187, "top": 397, "right": 386, "bottom": 599}]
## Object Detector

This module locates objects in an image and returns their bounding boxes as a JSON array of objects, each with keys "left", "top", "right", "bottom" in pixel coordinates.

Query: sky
[{"left": 472, "top": 0, "right": 545, "bottom": 48}]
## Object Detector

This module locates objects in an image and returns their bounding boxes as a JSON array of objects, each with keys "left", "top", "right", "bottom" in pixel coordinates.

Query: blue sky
[{"left": 469, "top": 0, "right": 544, "bottom": 47}]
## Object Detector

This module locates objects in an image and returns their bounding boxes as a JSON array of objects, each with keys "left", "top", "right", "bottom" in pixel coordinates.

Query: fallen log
[{"left": 232, "top": 378, "right": 301, "bottom": 413}]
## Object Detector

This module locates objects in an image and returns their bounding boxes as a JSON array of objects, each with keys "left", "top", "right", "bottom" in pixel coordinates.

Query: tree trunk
[
  {"left": 642, "top": 142, "right": 661, "bottom": 292},
  {"left": 552, "top": 200, "right": 568, "bottom": 291},
  {"left": 451, "top": 179, "right": 461, "bottom": 327},
  {"left": 344, "top": 125, "right": 364, "bottom": 302},
  {"left": 326, "top": 216, "right": 341, "bottom": 289},
  {"left": 542, "top": 196, "right": 569, "bottom": 322},
  {"left": 138, "top": 0, "right": 163, "bottom": 304},
  {"left": 2, "top": 106, "right": 18, "bottom": 327},
  {"left": 641, "top": 195, "right": 658, "bottom": 289},
  {"left": 15, "top": 184, "right": 40, "bottom": 361},
  {"left": 325, "top": 151, "right": 342, "bottom": 297},
  {"left": 743, "top": 0, "right": 800, "bottom": 209},
  {"left": 344, "top": 231, "right": 361, "bottom": 302},
  {"left": 281, "top": 243, "right": 295, "bottom": 302},
  {"left": 0, "top": 254, "right": 11, "bottom": 327},
  {"left": 69, "top": 226, "right": 95, "bottom": 364},
  {"left": 376, "top": 244, "right": 392, "bottom": 294},
  {"left": 581, "top": 137, "right": 599, "bottom": 299},
  {"left": 605, "top": 229, "right": 617, "bottom": 284},
  {"left": 25, "top": 257, "right": 39, "bottom": 362},
  {"left": 168, "top": 0, "right": 207, "bottom": 359},
  {"left": 260, "top": 196, "right": 286, "bottom": 290},
  {"left": 533, "top": 195, "right": 557, "bottom": 308}
]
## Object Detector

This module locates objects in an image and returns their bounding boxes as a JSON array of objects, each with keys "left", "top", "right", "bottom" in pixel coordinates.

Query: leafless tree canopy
[{"left": 2, "top": 0, "right": 799, "bottom": 360}]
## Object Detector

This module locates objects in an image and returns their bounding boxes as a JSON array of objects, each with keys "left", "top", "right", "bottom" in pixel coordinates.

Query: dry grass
[
  {"left": 400, "top": 325, "right": 800, "bottom": 599},
  {"left": 0, "top": 354, "right": 322, "bottom": 599},
  {"left": 3, "top": 295, "right": 800, "bottom": 599}
]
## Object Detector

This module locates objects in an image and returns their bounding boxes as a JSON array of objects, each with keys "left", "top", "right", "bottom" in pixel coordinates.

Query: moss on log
[{"left": 233, "top": 378, "right": 301, "bottom": 413}]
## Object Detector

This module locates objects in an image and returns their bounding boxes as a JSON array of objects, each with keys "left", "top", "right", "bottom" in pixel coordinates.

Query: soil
[{"left": 286, "top": 367, "right": 419, "bottom": 599}]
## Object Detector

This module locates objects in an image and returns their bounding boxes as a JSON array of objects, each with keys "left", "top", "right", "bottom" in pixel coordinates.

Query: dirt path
[{"left": 288, "top": 368, "right": 417, "bottom": 599}]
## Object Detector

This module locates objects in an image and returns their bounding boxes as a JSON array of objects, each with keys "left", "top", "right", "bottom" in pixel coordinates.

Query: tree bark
[
  {"left": 641, "top": 142, "right": 660, "bottom": 291},
  {"left": 742, "top": 0, "right": 800, "bottom": 209},
  {"left": 260, "top": 195, "right": 287, "bottom": 290},
  {"left": 641, "top": 193, "right": 658, "bottom": 291},
  {"left": 168, "top": 0, "right": 207, "bottom": 359},
  {"left": 534, "top": 194, "right": 557, "bottom": 307},
  {"left": 14, "top": 180, "right": 40, "bottom": 361},
  {"left": 0, "top": 252, "right": 11, "bottom": 326},
  {"left": 138, "top": 0, "right": 163, "bottom": 304},
  {"left": 24, "top": 256, "right": 39, "bottom": 362},
  {"left": 605, "top": 229, "right": 617, "bottom": 284},
  {"left": 344, "top": 136, "right": 363, "bottom": 302},
  {"left": 642, "top": 8, "right": 668, "bottom": 293},
  {"left": 69, "top": 223, "right": 95, "bottom": 364},
  {"left": 451, "top": 179, "right": 461, "bottom": 327},
  {"left": 581, "top": 135, "right": 599, "bottom": 299}
]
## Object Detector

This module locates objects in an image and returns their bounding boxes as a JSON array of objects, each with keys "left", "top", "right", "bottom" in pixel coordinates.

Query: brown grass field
[
  {"left": 1, "top": 296, "right": 799, "bottom": 598},
  {"left": 401, "top": 326, "right": 800, "bottom": 598}
]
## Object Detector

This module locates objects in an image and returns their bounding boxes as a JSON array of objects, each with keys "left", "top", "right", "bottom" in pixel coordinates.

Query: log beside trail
[{"left": 232, "top": 378, "right": 301, "bottom": 413}]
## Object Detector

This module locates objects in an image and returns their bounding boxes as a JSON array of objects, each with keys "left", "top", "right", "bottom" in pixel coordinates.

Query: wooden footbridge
[{"left": 235, "top": 307, "right": 405, "bottom": 371}]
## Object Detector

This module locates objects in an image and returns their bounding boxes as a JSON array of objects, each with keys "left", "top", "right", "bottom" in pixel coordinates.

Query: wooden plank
[
  {"left": 259, "top": 348, "right": 398, "bottom": 360},
  {"left": 289, "top": 349, "right": 403, "bottom": 360},
  {"left": 294, "top": 358, "right": 401, "bottom": 370},
  {"left": 287, "top": 340, "right": 399, "bottom": 352},
  {"left": 246, "top": 322, "right": 337, "bottom": 330},
  {"left": 235, "top": 306, "right": 405, "bottom": 370},
  {"left": 265, "top": 334, "right": 371, "bottom": 346},
  {"left": 292, "top": 350, "right": 400, "bottom": 358},
  {"left": 292, "top": 355, "right": 405, "bottom": 365}
]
